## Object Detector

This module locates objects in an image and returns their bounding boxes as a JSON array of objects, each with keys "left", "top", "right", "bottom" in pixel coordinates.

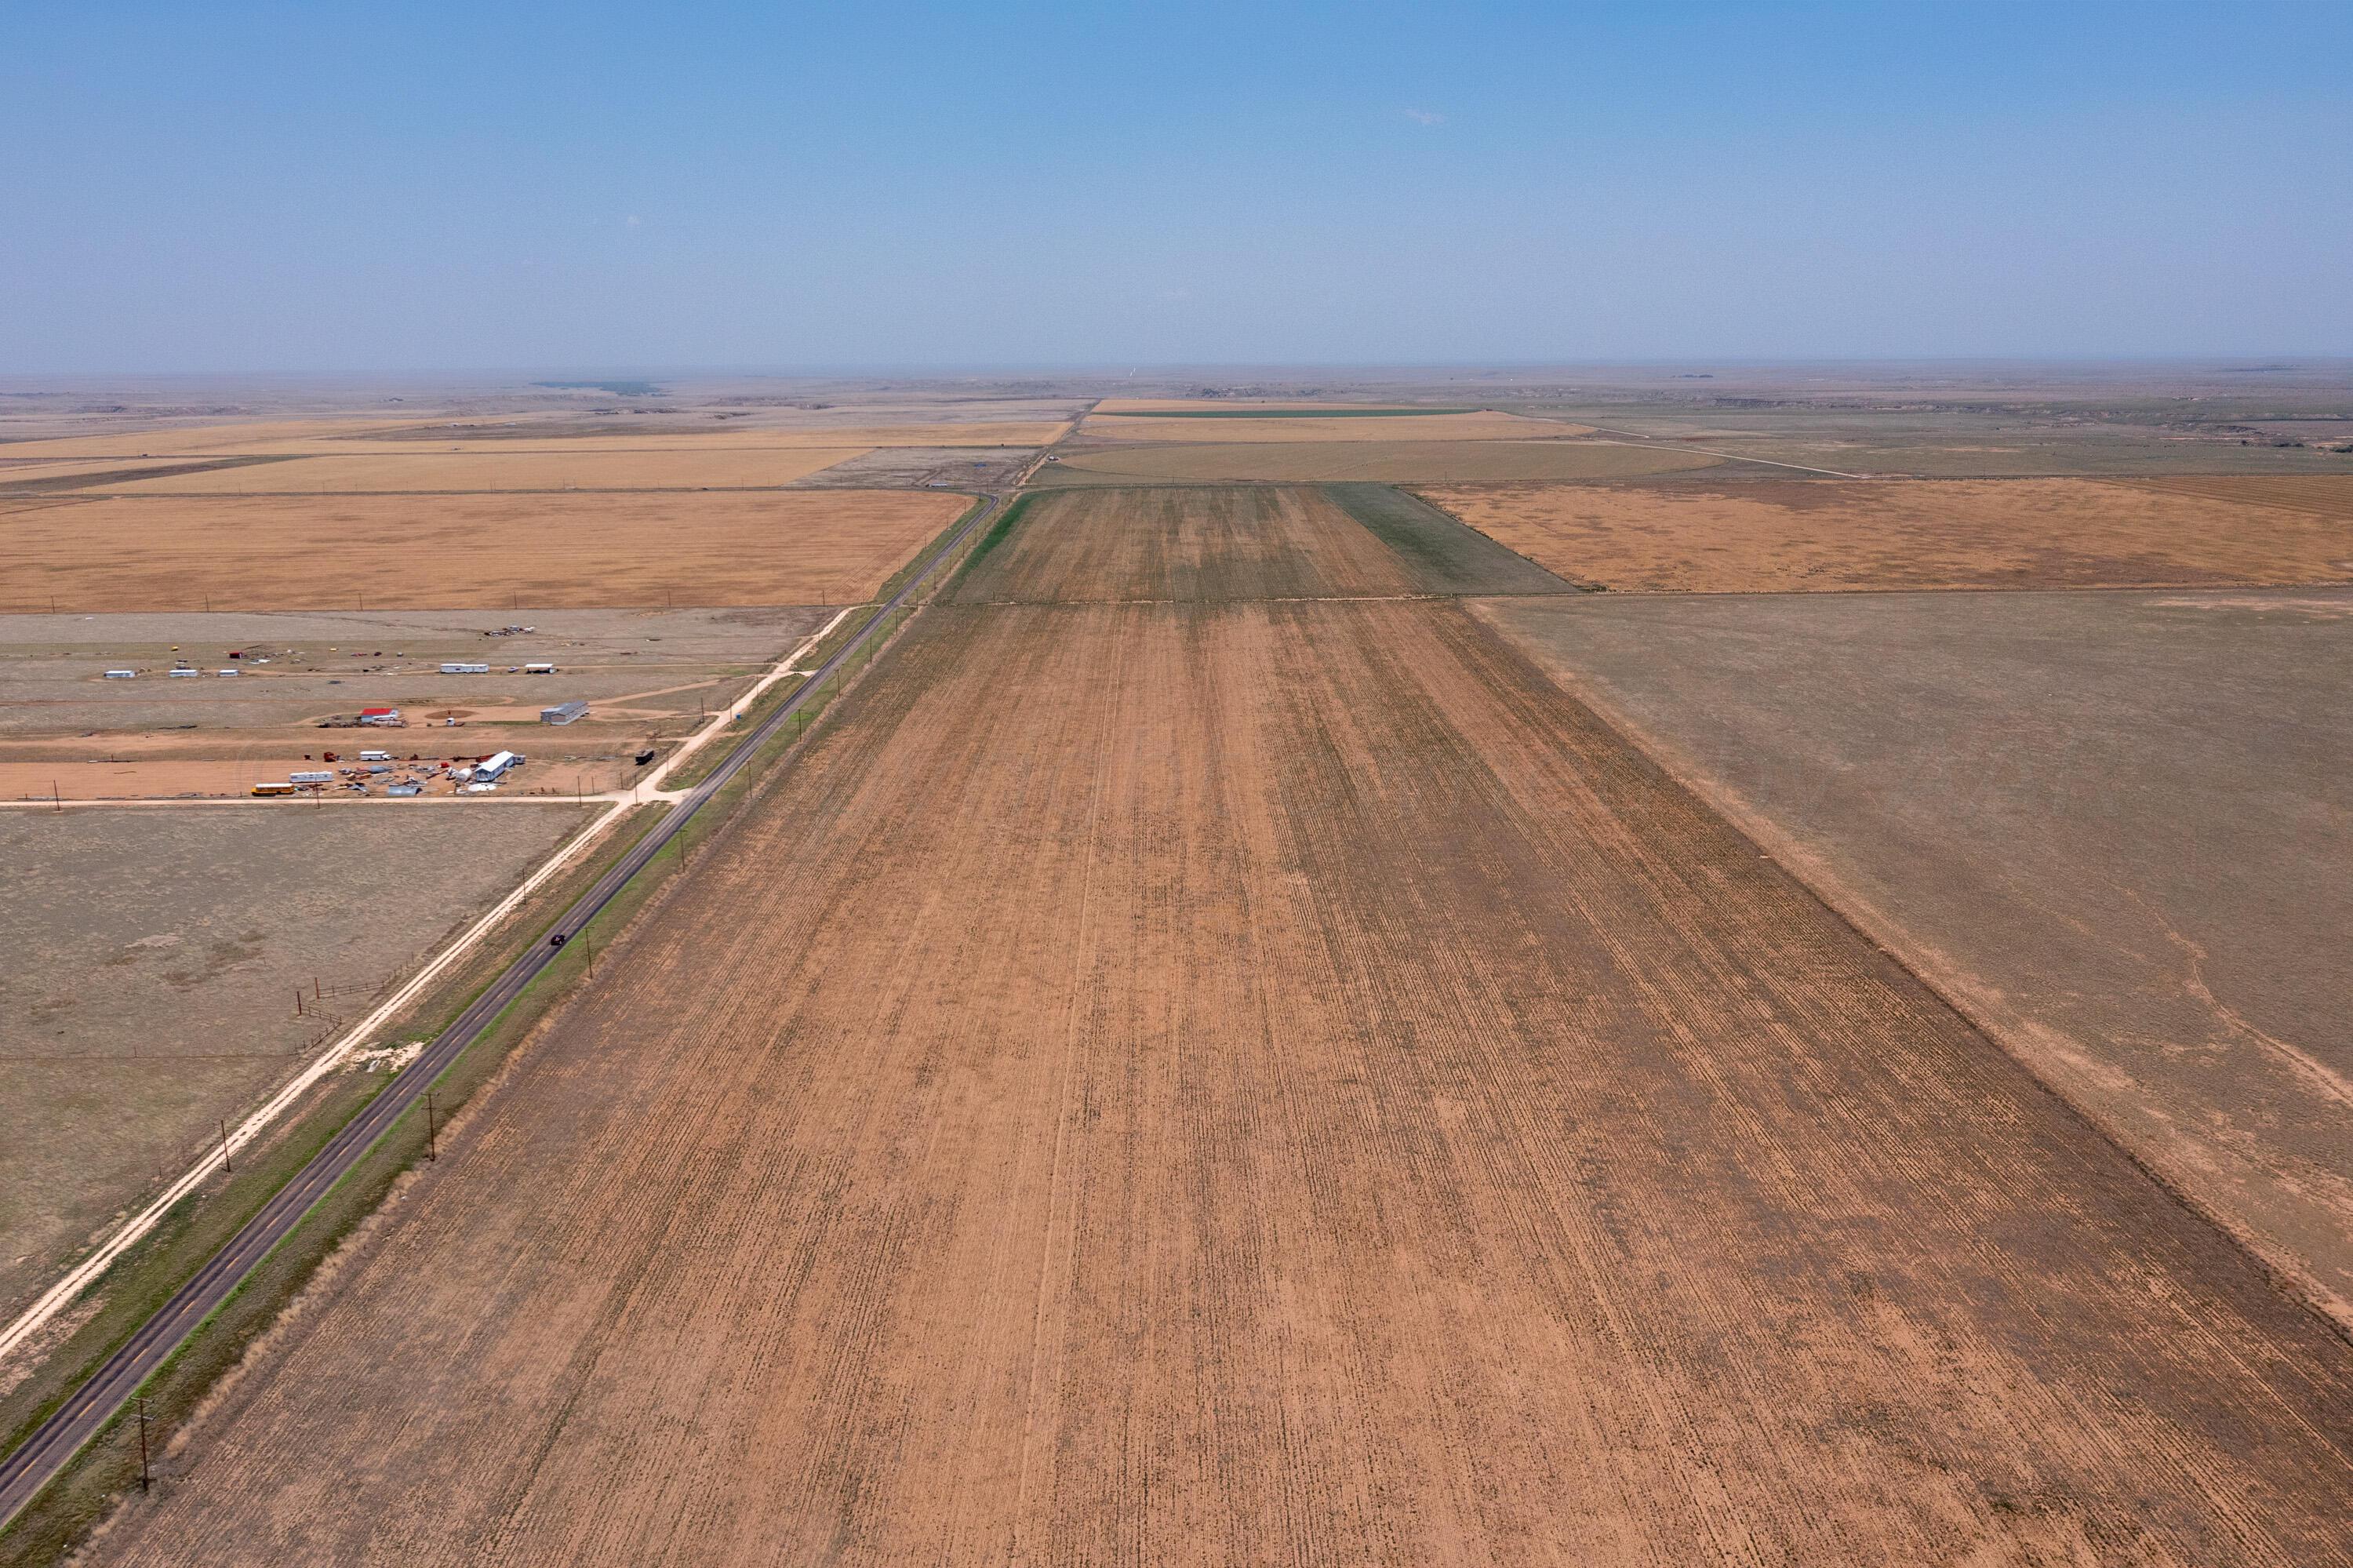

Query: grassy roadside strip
[
  {"left": 1, "top": 490, "right": 1013, "bottom": 1563},
  {"left": 659, "top": 494, "right": 987, "bottom": 794},
  {"left": 947, "top": 493, "right": 1034, "bottom": 584},
  {"left": 0, "top": 804, "right": 675, "bottom": 1565}
]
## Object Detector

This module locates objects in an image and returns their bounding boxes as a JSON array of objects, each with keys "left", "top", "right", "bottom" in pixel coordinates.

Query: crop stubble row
[{"left": 95, "top": 488, "right": 2353, "bottom": 1564}]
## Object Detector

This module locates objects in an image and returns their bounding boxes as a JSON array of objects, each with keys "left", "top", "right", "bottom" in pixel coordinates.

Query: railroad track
[{"left": 0, "top": 487, "right": 1011, "bottom": 1530}]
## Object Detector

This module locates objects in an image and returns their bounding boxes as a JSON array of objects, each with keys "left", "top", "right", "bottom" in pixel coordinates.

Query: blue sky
[{"left": 4, "top": 2, "right": 2348, "bottom": 372}]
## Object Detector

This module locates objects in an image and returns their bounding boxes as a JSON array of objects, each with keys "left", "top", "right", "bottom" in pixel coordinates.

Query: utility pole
[
  {"left": 218, "top": 1119, "right": 233, "bottom": 1175},
  {"left": 136, "top": 1397, "right": 151, "bottom": 1493},
  {"left": 426, "top": 1090, "right": 437, "bottom": 1162}
]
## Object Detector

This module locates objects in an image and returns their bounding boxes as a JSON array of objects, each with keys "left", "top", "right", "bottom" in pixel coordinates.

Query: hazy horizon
[{"left": 7, "top": 1, "right": 2350, "bottom": 374}]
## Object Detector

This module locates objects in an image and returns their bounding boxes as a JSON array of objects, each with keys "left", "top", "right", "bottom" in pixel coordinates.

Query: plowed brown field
[
  {"left": 2, "top": 490, "right": 969, "bottom": 612},
  {"left": 953, "top": 486, "right": 1418, "bottom": 601},
  {"left": 96, "top": 489, "right": 2353, "bottom": 1564},
  {"left": 1078, "top": 410, "right": 1587, "bottom": 442},
  {"left": 1428, "top": 477, "right": 2353, "bottom": 590}
]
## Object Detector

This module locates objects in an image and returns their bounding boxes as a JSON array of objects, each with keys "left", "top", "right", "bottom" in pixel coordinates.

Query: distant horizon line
[{"left": 5, "top": 355, "right": 2352, "bottom": 385}]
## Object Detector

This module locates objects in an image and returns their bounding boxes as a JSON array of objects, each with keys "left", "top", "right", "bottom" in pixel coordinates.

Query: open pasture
[
  {"left": 96, "top": 486, "right": 2353, "bottom": 1564},
  {"left": 2, "top": 489, "right": 969, "bottom": 613},
  {"left": 1043, "top": 438, "right": 1721, "bottom": 485},
  {"left": 0, "top": 804, "right": 584, "bottom": 1322},
  {"left": 95, "top": 448, "right": 870, "bottom": 493},
  {"left": 1076, "top": 409, "right": 1585, "bottom": 442},
  {"left": 1428, "top": 476, "right": 2353, "bottom": 591}
]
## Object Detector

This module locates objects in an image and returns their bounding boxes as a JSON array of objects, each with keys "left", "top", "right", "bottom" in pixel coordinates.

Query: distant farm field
[
  {"left": 2116, "top": 474, "right": 2353, "bottom": 518},
  {"left": 95, "top": 448, "right": 871, "bottom": 493},
  {"left": 1045, "top": 438, "right": 1718, "bottom": 485},
  {"left": 0, "top": 803, "right": 585, "bottom": 1321},
  {"left": 0, "top": 420, "right": 1068, "bottom": 460},
  {"left": 1, "top": 489, "right": 971, "bottom": 612},
  {"left": 98, "top": 485, "right": 2353, "bottom": 1564},
  {"left": 1427, "top": 477, "right": 2353, "bottom": 591},
  {"left": 0, "top": 421, "right": 417, "bottom": 460},
  {"left": 1075, "top": 410, "right": 1587, "bottom": 442}
]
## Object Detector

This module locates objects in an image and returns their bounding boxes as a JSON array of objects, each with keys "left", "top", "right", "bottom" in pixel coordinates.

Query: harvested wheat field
[
  {"left": 1078, "top": 409, "right": 1587, "bottom": 442},
  {"left": 95, "top": 447, "right": 869, "bottom": 493},
  {"left": 97, "top": 487, "right": 2353, "bottom": 1565},
  {"left": 1, "top": 489, "right": 969, "bottom": 612},
  {"left": 1427, "top": 477, "right": 2353, "bottom": 591},
  {"left": 1047, "top": 438, "right": 1720, "bottom": 485}
]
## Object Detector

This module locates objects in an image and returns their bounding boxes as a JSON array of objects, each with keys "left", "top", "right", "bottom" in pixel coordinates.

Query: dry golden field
[
  {"left": 2, "top": 489, "right": 969, "bottom": 611},
  {"left": 1048, "top": 439, "right": 1721, "bottom": 485},
  {"left": 0, "top": 457, "right": 198, "bottom": 485},
  {"left": 96, "top": 448, "right": 869, "bottom": 493},
  {"left": 2116, "top": 474, "right": 2353, "bottom": 519},
  {"left": 0, "top": 420, "right": 1067, "bottom": 460},
  {"left": 94, "top": 486, "right": 2353, "bottom": 1565},
  {"left": 1427, "top": 477, "right": 2353, "bottom": 591},
  {"left": 0, "top": 420, "right": 420, "bottom": 459},
  {"left": 1078, "top": 410, "right": 1588, "bottom": 442}
]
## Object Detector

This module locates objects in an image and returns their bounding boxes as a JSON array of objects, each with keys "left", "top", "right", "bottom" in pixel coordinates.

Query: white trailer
[{"left": 473, "top": 750, "right": 524, "bottom": 783}]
